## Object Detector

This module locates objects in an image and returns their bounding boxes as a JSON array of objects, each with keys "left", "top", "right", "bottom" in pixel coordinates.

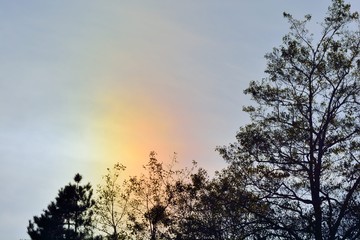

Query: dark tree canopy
[
  {"left": 25, "top": 1, "right": 360, "bottom": 240},
  {"left": 27, "top": 174, "right": 97, "bottom": 240},
  {"left": 170, "top": 167, "right": 265, "bottom": 240},
  {"left": 218, "top": 0, "right": 360, "bottom": 239},
  {"left": 125, "top": 151, "right": 185, "bottom": 240}
]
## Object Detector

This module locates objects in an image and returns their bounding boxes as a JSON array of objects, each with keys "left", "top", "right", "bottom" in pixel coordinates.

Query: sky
[{"left": 1, "top": 1, "right": 359, "bottom": 239}]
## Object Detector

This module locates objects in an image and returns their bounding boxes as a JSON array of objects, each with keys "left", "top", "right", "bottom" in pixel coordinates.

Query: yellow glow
[{"left": 90, "top": 86, "right": 179, "bottom": 178}]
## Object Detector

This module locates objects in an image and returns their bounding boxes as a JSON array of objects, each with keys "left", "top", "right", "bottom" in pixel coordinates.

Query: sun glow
[{"left": 90, "top": 86, "right": 180, "bottom": 178}]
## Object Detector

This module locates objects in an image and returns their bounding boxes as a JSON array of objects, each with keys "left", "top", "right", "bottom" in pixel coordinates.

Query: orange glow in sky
[{"left": 91, "top": 86, "right": 183, "bottom": 177}]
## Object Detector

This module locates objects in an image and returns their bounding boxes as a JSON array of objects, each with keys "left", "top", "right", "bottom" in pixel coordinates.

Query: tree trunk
[{"left": 312, "top": 162, "right": 323, "bottom": 240}]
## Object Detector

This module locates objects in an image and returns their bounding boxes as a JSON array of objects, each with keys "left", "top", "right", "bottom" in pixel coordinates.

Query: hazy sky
[{"left": 1, "top": 1, "right": 359, "bottom": 239}]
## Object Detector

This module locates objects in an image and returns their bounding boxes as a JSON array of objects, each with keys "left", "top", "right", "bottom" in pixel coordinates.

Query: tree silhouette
[
  {"left": 125, "top": 152, "right": 192, "bottom": 240},
  {"left": 27, "top": 174, "right": 97, "bottom": 240},
  {"left": 95, "top": 163, "right": 130, "bottom": 240},
  {"left": 171, "top": 167, "right": 266, "bottom": 240},
  {"left": 218, "top": 0, "right": 360, "bottom": 239}
]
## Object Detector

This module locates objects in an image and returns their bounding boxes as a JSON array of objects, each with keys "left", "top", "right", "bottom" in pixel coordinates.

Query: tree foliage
[
  {"left": 27, "top": 174, "right": 97, "bottom": 240},
  {"left": 95, "top": 163, "right": 130, "bottom": 240},
  {"left": 171, "top": 167, "right": 266, "bottom": 240},
  {"left": 26, "top": 1, "right": 360, "bottom": 240},
  {"left": 125, "top": 151, "right": 189, "bottom": 240},
  {"left": 217, "top": 0, "right": 360, "bottom": 239}
]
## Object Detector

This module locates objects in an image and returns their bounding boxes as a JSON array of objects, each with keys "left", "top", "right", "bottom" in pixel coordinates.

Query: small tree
[
  {"left": 126, "top": 152, "right": 190, "bottom": 240},
  {"left": 95, "top": 163, "right": 130, "bottom": 240},
  {"left": 218, "top": 0, "right": 360, "bottom": 239},
  {"left": 27, "top": 174, "right": 97, "bottom": 240}
]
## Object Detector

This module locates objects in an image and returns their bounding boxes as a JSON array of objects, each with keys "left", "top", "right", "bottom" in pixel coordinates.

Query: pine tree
[{"left": 27, "top": 174, "right": 97, "bottom": 240}]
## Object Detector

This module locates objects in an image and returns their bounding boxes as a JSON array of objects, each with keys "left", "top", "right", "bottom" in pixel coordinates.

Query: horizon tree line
[{"left": 28, "top": 1, "right": 360, "bottom": 239}]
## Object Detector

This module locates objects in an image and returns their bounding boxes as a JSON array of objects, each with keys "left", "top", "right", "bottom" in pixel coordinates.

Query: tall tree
[
  {"left": 28, "top": 174, "right": 97, "bottom": 240},
  {"left": 217, "top": 0, "right": 360, "bottom": 239},
  {"left": 95, "top": 163, "right": 130, "bottom": 240}
]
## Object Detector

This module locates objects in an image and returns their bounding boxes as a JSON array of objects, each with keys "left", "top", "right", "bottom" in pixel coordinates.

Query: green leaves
[{"left": 95, "top": 162, "right": 129, "bottom": 240}]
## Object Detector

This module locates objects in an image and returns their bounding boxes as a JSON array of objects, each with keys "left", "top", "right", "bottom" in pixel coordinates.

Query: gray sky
[{"left": 1, "top": 1, "right": 359, "bottom": 239}]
